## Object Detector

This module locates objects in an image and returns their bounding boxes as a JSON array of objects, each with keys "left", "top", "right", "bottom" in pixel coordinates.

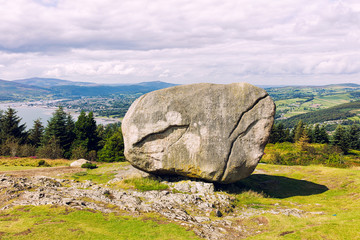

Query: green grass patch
[
  {"left": 0, "top": 205, "right": 200, "bottom": 240},
  {"left": 68, "top": 162, "right": 129, "bottom": 184},
  {"left": 225, "top": 164, "right": 360, "bottom": 239},
  {"left": 110, "top": 177, "right": 169, "bottom": 191}
]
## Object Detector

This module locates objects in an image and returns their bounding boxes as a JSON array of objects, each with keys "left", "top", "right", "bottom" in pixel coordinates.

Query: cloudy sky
[{"left": 1, "top": 0, "right": 360, "bottom": 85}]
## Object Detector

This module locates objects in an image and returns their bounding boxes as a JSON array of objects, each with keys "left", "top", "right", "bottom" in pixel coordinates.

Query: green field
[
  {"left": 268, "top": 85, "right": 360, "bottom": 121},
  {"left": 1, "top": 157, "right": 360, "bottom": 239},
  {"left": 0, "top": 206, "right": 200, "bottom": 240}
]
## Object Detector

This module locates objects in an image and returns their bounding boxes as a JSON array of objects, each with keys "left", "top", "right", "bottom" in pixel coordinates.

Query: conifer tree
[
  {"left": 73, "top": 111, "right": 99, "bottom": 153},
  {"left": 313, "top": 124, "right": 322, "bottom": 143},
  {"left": 294, "top": 120, "right": 306, "bottom": 142},
  {"left": 319, "top": 125, "right": 329, "bottom": 144},
  {"left": 42, "top": 106, "right": 75, "bottom": 158},
  {"left": 97, "top": 129, "right": 124, "bottom": 162},
  {"left": 0, "top": 108, "right": 27, "bottom": 144},
  {"left": 28, "top": 119, "right": 44, "bottom": 147},
  {"left": 348, "top": 124, "right": 360, "bottom": 150},
  {"left": 332, "top": 125, "right": 349, "bottom": 154}
]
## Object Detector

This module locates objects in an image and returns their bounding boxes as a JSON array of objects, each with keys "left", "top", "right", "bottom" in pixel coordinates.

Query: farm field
[{"left": 267, "top": 84, "right": 360, "bottom": 120}]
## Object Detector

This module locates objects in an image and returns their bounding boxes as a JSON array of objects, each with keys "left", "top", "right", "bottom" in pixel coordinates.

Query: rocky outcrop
[
  {"left": 0, "top": 175, "right": 311, "bottom": 240},
  {"left": 122, "top": 82, "right": 275, "bottom": 183}
]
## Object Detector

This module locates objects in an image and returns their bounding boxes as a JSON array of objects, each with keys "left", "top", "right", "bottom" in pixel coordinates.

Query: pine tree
[
  {"left": 64, "top": 114, "right": 76, "bottom": 158},
  {"left": 28, "top": 119, "right": 44, "bottom": 147},
  {"left": 313, "top": 124, "right": 322, "bottom": 143},
  {"left": 332, "top": 125, "right": 349, "bottom": 154},
  {"left": 294, "top": 120, "right": 306, "bottom": 142},
  {"left": 42, "top": 106, "right": 75, "bottom": 158},
  {"left": 319, "top": 125, "right": 329, "bottom": 144},
  {"left": 0, "top": 108, "right": 27, "bottom": 144},
  {"left": 348, "top": 124, "right": 360, "bottom": 150},
  {"left": 73, "top": 111, "right": 99, "bottom": 153},
  {"left": 97, "top": 129, "right": 124, "bottom": 162},
  {"left": 86, "top": 112, "right": 99, "bottom": 151}
]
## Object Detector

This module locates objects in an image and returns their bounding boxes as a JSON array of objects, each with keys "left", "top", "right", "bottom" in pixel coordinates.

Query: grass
[
  {"left": 1, "top": 153, "right": 360, "bottom": 239},
  {"left": 0, "top": 205, "right": 200, "bottom": 240},
  {"left": 0, "top": 157, "right": 70, "bottom": 171},
  {"left": 68, "top": 162, "right": 126, "bottom": 184},
  {"left": 223, "top": 164, "right": 360, "bottom": 239},
  {"left": 110, "top": 177, "right": 169, "bottom": 191}
]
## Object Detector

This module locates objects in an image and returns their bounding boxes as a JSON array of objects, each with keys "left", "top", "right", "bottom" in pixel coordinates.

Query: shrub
[
  {"left": 18, "top": 144, "right": 37, "bottom": 157},
  {"left": 71, "top": 145, "right": 88, "bottom": 160},
  {"left": 37, "top": 159, "right": 50, "bottom": 167},
  {"left": 37, "top": 137, "right": 64, "bottom": 159},
  {"left": 81, "top": 162, "right": 98, "bottom": 169},
  {"left": 263, "top": 142, "right": 351, "bottom": 168}
]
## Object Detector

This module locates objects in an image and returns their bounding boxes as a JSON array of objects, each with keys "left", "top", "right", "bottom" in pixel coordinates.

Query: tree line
[
  {"left": 0, "top": 107, "right": 124, "bottom": 161},
  {"left": 269, "top": 120, "right": 360, "bottom": 154}
]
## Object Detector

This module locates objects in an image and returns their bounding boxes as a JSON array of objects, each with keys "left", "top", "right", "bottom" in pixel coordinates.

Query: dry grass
[{"left": 0, "top": 157, "right": 70, "bottom": 172}]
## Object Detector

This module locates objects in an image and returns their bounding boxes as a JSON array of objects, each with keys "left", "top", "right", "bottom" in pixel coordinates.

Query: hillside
[
  {"left": 279, "top": 100, "right": 360, "bottom": 128},
  {"left": 267, "top": 84, "right": 360, "bottom": 120},
  {"left": 50, "top": 81, "right": 177, "bottom": 97},
  {"left": 0, "top": 78, "right": 177, "bottom": 101},
  {"left": 0, "top": 79, "right": 51, "bottom": 101}
]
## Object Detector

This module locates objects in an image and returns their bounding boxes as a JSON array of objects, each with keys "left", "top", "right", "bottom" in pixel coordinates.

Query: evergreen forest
[{"left": 0, "top": 107, "right": 124, "bottom": 161}]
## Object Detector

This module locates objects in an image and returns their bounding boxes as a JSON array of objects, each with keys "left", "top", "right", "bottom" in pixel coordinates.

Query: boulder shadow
[{"left": 214, "top": 174, "right": 329, "bottom": 199}]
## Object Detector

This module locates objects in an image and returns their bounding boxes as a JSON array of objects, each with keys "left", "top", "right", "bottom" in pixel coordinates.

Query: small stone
[{"left": 70, "top": 159, "right": 90, "bottom": 167}]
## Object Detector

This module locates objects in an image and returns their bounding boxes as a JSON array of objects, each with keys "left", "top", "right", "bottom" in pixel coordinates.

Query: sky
[{"left": 0, "top": 0, "right": 360, "bottom": 85}]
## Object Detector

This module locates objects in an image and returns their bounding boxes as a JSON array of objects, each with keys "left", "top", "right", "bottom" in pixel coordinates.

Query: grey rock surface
[
  {"left": 169, "top": 180, "right": 215, "bottom": 195},
  {"left": 70, "top": 159, "right": 90, "bottom": 167},
  {"left": 122, "top": 82, "right": 275, "bottom": 183}
]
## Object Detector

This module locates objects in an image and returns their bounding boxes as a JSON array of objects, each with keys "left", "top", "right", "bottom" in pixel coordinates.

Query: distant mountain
[
  {"left": 135, "top": 81, "right": 178, "bottom": 89},
  {"left": 50, "top": 81, "right": 178, "bottom": 97},
  {"left": 268, "top": 83, "right": 360, "bottom": 90},
  {"left": 13, "top": 77, "right": 97, "bottom": 87},
  {"left": 321, "top": 83, "right": 360, "bottom": 88},
  {"left": 0, "top": 78, "right": 178, "bottom": 100},
  {"left": 0, "top": 79, "right": 51, "bottom": 101}
]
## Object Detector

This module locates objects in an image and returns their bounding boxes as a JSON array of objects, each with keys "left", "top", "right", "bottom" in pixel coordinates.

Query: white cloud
[{"left": 0, "top": 0, "right": 360, "bottom": 85}]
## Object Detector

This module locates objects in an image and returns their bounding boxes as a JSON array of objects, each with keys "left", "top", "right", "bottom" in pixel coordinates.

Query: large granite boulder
[{"left": 122, "top": 82, "right": 275, "bottom": 183}]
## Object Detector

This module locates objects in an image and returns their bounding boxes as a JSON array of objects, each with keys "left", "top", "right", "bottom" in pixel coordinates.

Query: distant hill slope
[
  {"left": 13, "top": 77, "right": 97, "bottom": 87},
  {"left": 0, "top": 79, "right": 51, "bottom": 101},
  {"left": 0, "top": 78, "right": 178, "bottom": 100},
  {"left": 279, "top": 100, "right": 360, "bottom": 128},
  {"left": 51, "top": 81, "right": 178, "bottom": 97},
  {"left": 321, "top": 83, "right": 360, "bottom": 88}
]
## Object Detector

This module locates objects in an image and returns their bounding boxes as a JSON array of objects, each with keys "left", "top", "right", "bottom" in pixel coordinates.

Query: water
[{"left": 0, "top": 103, "right": 120, "bottom": 130}]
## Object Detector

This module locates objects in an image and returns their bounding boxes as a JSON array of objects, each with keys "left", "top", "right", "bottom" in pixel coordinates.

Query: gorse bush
[
  {"left": 81, "top": 162, "right": 98, "bottom": 169},
  {"left": 37, "top": 159, "right": 50, "bottom": 167},
  {"left": 262, "top": 142, "right": 353, "bottom": 168}
]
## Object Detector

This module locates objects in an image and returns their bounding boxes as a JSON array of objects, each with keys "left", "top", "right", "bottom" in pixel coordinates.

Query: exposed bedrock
[{"left": 122, "top": 82, "right": 275, "bottom": 183}]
